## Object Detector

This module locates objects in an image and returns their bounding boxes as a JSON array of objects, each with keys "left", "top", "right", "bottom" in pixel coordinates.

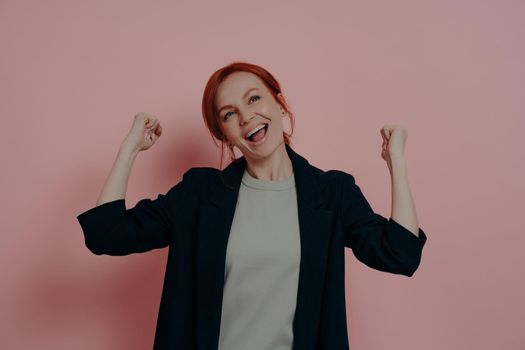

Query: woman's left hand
[{"left": 380, "top": 124, "right": 407, "bottom": 173}]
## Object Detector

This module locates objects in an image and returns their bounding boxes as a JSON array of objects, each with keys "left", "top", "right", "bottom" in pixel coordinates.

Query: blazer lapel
[{"left": 195, "top": 144, "right": 334, "bottom": 350}]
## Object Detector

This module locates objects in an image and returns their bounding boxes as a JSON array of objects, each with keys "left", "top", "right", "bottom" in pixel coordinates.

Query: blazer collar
[{"left": 209, "top": 143, "right": 324, "bottom": 209}]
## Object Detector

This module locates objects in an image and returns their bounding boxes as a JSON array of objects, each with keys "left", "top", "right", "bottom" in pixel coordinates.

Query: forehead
[{"left": 215, "top": 72, "right": 267, "bottom": 104}]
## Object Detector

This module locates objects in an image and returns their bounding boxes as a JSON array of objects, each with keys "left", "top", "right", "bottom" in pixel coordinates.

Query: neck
[{"left": 244, "top": 143, "right": 293, "bottom": 181}]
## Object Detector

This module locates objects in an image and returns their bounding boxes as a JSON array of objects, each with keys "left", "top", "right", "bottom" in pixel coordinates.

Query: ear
[{"left": 276, "top": 93, "right": 288, "bottom": 114}]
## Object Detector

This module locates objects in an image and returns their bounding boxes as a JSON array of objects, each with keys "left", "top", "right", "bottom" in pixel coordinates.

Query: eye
[
  {"left": 223, "top": 111, "right": 234, "bottom": 121},
  {"left": 223, "top": 95, "right": 260, "bottom": 121}
]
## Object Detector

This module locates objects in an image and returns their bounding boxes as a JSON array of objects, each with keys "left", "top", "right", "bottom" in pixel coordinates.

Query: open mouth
[{"left": 246, "top": 123, "right": 269, "bottom": 143}]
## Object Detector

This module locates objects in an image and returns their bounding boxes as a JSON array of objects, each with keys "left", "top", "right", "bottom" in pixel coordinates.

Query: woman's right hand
[{"left": 122, "top": 112, "right": 163, "bottom": 152}]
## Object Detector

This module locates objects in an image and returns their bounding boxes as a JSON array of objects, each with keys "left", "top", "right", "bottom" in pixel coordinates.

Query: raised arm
[
  {"left": 76, "top": 112, "right": 189, "bottom": 256},
  {"left": 77, "top": 173, "right": 191, "bottom": 256},
  {"left": 341, "top": 173, "right": 427, "bottom": 277}
]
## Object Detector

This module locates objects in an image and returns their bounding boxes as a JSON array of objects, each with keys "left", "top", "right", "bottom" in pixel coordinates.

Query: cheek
[
  {"left": 218, "top": 125, "right": 232, "bottom": 141},
  {"left": 222, "top": 125, "right": 241, "bottom": 140},
  {"left": 259, "top": 103, "right": 272, "bottom": 113},
  {"left": 271, "top": 114, "right": 284, "bottom": 128}
]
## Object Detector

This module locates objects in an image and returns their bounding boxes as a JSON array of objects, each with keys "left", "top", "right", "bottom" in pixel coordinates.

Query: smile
[{"left": 245, "top": 123, "right": 269, "bottom": 146}]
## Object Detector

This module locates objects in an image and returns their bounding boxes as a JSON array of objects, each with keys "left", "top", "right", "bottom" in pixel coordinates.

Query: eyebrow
[{"left": 218, "top": 88, "right": 259, "bottom": 113}]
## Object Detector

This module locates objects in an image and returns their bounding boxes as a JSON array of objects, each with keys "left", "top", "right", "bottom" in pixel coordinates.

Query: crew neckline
[{"left": 241, "top": 169, "right": 295, "bottom": 191}]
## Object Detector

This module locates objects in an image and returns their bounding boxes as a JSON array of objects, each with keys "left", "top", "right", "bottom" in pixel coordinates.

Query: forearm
[
  {"left": 389, "top": 154, "right": 420, "bottom": 237},
  {"left": 96, "top": 143, "right": 140, "bottom": 206}
]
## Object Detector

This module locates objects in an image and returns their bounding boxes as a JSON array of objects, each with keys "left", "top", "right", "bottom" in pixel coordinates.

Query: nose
[{"left": 238, "top": 109, "right": 255, "bottom": 125}]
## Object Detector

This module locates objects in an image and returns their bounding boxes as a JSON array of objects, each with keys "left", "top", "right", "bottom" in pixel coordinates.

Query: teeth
[{"left": 246, "top": 124, "right": 266, "bottom": 139}]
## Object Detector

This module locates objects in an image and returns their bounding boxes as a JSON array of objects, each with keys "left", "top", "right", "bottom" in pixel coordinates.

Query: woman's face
[{"left": 215, "top": 71, "right": 287, "bottom": 160}]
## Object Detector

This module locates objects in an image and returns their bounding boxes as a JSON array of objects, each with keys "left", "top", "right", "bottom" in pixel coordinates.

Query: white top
[{"left": 218, "top": 168, "right": 301, "bottom": 350}]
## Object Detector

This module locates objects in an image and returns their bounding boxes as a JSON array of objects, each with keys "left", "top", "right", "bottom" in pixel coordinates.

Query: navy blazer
[{"left": 77, "top": 143, "right": 428, "bottom": 350}]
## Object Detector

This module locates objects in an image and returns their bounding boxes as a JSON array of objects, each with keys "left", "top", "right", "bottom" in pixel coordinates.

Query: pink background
[{"left": 1, "top": 0, "right": 524, "bottom": 349}]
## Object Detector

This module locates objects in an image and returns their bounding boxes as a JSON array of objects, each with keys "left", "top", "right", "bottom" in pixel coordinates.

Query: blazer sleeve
[
  {"left": 341, "top": 173, "right": 428, "bottom": 277},
  {"left": 76, "top": 169, "right": 193, "bottom": 256}
]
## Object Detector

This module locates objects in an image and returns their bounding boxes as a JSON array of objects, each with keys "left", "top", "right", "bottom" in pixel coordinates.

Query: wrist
[
  {"left": 119, "top": 142, "right": 140, "bottom": 158},
  {"left": 389, "top": 152, "right": 405, "bottom": 162}
]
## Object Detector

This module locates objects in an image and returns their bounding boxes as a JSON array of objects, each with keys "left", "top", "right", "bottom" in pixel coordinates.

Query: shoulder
[
  {"left": 308, "top": 163, "right": 357, "bottom": 188},
  {"left": 182, "top": 166, "right": 221, "bottom": 180},
  {"left": 179, "top": 166, "right": 222, "bottom": 188},
  {"left": 178, "top": 166, "right": 225, "bottom": 192},
  {"left": 179, "top": 163, "right": 359, "bottom": 197},
  {"left": 303, "top": 162, "right": 361, "bottom": 208},
  {"left": 182, "top": 163, "right": 357, "bottom": 181}
]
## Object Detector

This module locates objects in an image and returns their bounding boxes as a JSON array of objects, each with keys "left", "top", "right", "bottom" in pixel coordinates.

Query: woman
[{"left": 77, "top": 61, "right": 428, "bottom": 350}]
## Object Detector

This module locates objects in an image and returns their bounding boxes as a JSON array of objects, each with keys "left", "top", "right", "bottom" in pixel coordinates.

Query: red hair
[{"left": 201, "top": 61, "right": 296, "bottom": 170}]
